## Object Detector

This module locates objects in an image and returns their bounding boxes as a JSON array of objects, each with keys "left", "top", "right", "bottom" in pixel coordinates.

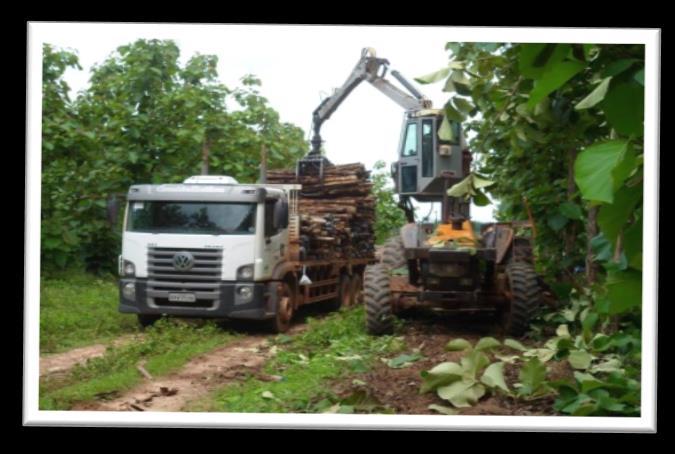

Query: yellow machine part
[{"left": 426, "top": 220, "right": 478, "bottom": 248}]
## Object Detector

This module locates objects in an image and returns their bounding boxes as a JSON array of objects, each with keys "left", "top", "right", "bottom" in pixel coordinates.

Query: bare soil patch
[
  {"left": 331, "top": 310, "right": 567, "bottom": 415},
  {"left": 73, "top": 325, "right": 306, "bottom": 412},
  {"left": 40, "top": 334, "right": 143, "bottom": 377}
]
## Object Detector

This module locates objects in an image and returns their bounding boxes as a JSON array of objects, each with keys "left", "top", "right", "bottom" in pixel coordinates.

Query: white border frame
[{"left": 24, "top": 24, "right": 660, "bottom": 431}]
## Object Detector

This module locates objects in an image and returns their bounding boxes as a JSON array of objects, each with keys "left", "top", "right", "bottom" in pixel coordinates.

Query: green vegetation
[
  {"left": 40, "top": 319, "right": 237, "bottom": 410},
  {"left": 415, "top": 42, "right": 644, "bottom": 416},
  {"left": 372, "top": 160, "right": 407, "bottom": 244},
  {"left": 191, "top": 306, "right": 403, "bottom": 413},
  {"left": 40, "top": 270, "right": 138, "bottom": 353},
  {"left": 41, "top": 41, "right": 308, "bottom": 274}
]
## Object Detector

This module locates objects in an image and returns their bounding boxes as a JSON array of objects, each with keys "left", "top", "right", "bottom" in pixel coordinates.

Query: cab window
[{"left": 401, "top": 122, "right": 418, "bottom": 157}]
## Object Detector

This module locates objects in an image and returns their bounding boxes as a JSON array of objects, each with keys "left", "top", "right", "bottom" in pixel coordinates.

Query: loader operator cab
[{"left": 392, "top": 110, "right": 470, "bottom": 221}]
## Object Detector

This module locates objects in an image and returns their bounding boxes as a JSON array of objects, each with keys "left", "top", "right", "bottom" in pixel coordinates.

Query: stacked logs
[{"left": 266, "top": 163, "right": 375, "bottom": 261}]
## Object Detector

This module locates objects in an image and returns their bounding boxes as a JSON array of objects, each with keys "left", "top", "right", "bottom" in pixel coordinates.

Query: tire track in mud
[
  {"left": 72, "top": 325, "right": 306, "bottom": 412},
  {"left": 40, "top": 334, "right": 143, "bottom": 377}
]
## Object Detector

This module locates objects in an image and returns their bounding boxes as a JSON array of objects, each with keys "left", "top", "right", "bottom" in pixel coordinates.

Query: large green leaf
[
  {"left": 452, "top": 97, "right": 475, "bottom": 114},
  {"left": 568, "top": 350, "right": 593, "bottom": 370},
  {"left": 437, "top": 380, "right": 486, "bottom": 408},
  {"left": 597, "top": 184, "right": 643, "bottom": 247},
  {"left": 445, "top": 338, "right": 472, "bottom": 351},
  {"left": 518, "top": 357, "right": 547, "bottom": 396},
  {"left": 559, "top": 202, "right": 584, "bottom": 220},
  {"left": 415, "top": 67, "right": 451, "bottom": 84},
  {"left": 606, "top": 270, "right": 642, "bottom": 314},
  {"left": 574, "top": 140, "right": 632, "bottom": 203},
  {"left": 474, "top": 337, "right": 501, "bottom": 351},
  {"left": 481, "top": 362, "right": 510, "bottom": 393},
  {"left": 461, "top": 350, "right": 490, "bottom": 379},
  {"left": 504, "top": 339, "right": 528, "bottom": 352},
  {"left": 575, "top": 77, "right": 612, "bottom": 110},
  {"left": 420, "top": 362, "right": 464, "bottom": 393},
  {"left": 601, "top": 82, "right": 644, "bottom": 137},
  {"left": 527, "top": 60, "right": 586, "bottom": 108},
  {"left": 428, "top": 404, "right": 460, "bottom": 415},
  {"left": 438, "top": 114, "right": 454, "bottom": 142},
  {"left": 444, "top": 102, "right": 465, "bottom": 123},
  {"left": 602, "top": 59, "right": 638, "bottom": 78},
  {"left": 519, "top": 44, "right": 571, "bottom": 79}
]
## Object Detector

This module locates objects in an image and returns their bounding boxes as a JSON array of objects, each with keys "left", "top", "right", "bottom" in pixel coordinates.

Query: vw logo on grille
[{"left": 173, "top": 251, "right": 194, "bottom": 271}]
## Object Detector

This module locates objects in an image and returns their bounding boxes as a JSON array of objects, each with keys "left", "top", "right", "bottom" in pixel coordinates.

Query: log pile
[{"left": 266, "top": 163, "right": 375, "bottom": 261}]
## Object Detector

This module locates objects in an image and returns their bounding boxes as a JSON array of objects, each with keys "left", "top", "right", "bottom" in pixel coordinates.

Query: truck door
[
  {"left": 398, "top": 120, "right": 420, "bottom": 194},
  {"left": 261, "top": 199, "right": 285, "bottom": 278}
]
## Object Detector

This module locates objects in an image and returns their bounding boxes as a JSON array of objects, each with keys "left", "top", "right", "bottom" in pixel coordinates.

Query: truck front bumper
[{"left": 118, "top": 279, "right": 280, "bottom": 320}]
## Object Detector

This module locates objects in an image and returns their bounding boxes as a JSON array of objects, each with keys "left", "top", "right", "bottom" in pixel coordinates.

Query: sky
[{"left": 35, "top": 23, "right": 499, "bottom": 220}]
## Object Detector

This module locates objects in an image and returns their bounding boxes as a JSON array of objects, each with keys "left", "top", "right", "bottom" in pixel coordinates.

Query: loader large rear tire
[
  {"left": 503, "top": 262, "right": 540, "bottom": 337},
  {"left": 381, "top": 235, "right": 406, "bottom": 271},
  {"left": 364, "top": 264, "right": 394, "bottom": 335}
]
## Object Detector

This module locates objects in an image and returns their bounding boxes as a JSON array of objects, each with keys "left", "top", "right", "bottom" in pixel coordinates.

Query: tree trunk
[
  {"left": 201, "top": 139, "right": 210, "bottom": 175},
  {"left": 585, "top": 205, "right": 599, "bottom": 284}
]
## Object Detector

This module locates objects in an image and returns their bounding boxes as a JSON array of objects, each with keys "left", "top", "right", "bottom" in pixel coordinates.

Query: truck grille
[{"left": 146, "top": 247, "right": 223, "bottom": 307}]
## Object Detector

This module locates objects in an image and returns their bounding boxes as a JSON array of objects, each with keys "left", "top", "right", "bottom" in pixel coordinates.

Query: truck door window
[
  {"left": 401, "top": 122, "right": 418, "bottom": 157},
  {"left": 421, "top": 119, "right": 434, "bottom": 177},
  {"left": 265, "top": 200, "right": 279, "bottom": 237}
]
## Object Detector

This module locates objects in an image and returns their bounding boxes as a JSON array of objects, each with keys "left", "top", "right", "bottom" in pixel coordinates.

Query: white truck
[{"left": 118, "top": 175, "right": 372, "bottom": 332}]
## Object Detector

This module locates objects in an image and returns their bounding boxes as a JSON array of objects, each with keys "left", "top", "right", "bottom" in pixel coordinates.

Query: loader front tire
[
  {"left": 381, "top": 235, "right": 406, "bottom": 271},
  {"left": 364, "top": 264, "right": 394, "bottom": 335},
  {"left": 503, "top": 262, "right": 540, "bottom": 337}
]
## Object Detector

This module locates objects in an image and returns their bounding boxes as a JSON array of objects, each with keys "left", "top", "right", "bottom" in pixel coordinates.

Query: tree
[
  {"left": 416, "top": 43, "right": 644, "bottom": 291},
  {"left": 371, "top": 160, "right": 407, "bottom": 244},
  {"left": 41, "top": 40, "right": 308, "bottom": 273}
]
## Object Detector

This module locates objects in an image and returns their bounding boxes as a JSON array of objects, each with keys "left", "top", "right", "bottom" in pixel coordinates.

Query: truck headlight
[
  {"left": 237, "top": 264, "right": 254, "bottom": 280},
  {"left": 123, "top": 260, "right": 136, "bottom": 277},
  {"left": 122, "top": 282, "right": 136, "bottom": 300},
  {"left": 237, "top": 286, "right": 253, "bottom": 301}
]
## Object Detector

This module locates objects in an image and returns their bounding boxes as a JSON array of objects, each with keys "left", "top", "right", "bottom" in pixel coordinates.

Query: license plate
[{"left": 168, "top": 293, "right": 196, "bottom": 303}]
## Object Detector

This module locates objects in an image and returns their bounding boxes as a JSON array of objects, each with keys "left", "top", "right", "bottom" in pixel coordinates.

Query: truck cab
[{"left": 118, "top": 175, "right": 295, "bottom": 326}]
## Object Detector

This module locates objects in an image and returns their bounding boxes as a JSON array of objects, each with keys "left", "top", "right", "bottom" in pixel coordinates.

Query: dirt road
[
  {"left": 40, "top": 334, "right": 143, "bottom": 377},
  {"left": 71, "top": 325, "right": 306, "bottom": 412}
]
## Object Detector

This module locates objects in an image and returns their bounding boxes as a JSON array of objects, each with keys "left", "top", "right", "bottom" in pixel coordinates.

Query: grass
[
  {"left": 40, "top": 270, "right": 139, "bottom": 353},
  {"left": 187, "top": 306, "right": 404, "bottom": 413},
  {"left": 40, "top": 318, "right": 238, "bottom": 410}
]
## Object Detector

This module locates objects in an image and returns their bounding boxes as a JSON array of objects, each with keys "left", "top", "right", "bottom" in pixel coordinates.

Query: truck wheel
[
  {"left": 364, "top": 264, "right": 394, "bottom": 335},
  {"left": 503, "top": 262, "right": 540, "bottom": 337},
  {"left": 269, "top": 282, "right": 294, "bottom": 333},
  {"left": 382, "top": 235, "right": 406, "bottom": 271},
  {"left": 349, "top": 273, "right": 363, "bottom": 306},
  {"left": 137, "top": 314, "right": 161, "bottom": 329}
]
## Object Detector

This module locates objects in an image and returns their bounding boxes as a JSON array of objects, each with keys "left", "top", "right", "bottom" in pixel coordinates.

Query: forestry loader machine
[{"left": 298, "top": 48, "right": 541, "bottom": 337}]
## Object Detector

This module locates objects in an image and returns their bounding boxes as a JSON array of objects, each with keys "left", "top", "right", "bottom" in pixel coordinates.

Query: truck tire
[
  {"left": 364, "top": 264, "right": 394, "bottom": 335},
  {"left": 269, "top": 282, "right": 294, "bottom": 333},
  {"left": 381, "top": 235, "right": 406, "bottom": 271},
  {"left": 137, "top": 314, "right": 161, "bottom": 329},
  {"left": 503, "top": 262, "right": 540, "bottom": 337}
]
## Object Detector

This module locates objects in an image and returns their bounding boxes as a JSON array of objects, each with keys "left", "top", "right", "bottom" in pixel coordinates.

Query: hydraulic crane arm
[{"left": 308, "top": 48, "right": 432, "bottom": 156}]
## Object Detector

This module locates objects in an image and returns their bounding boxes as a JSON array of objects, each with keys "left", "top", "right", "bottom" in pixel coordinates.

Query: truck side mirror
[{"left": 273, "top": 199, "right": 289, "bottom": 230}]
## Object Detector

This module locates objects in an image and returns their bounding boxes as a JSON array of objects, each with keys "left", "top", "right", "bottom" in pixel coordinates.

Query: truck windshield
[{"left": 127, "top": 201, "right": 256, "bottom": 235}]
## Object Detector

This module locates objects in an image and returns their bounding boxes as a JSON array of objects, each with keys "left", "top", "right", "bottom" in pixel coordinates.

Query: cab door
[
  {"left": 397, "top": 121, "right": 420, "bottom": 194},
  {"left": 260, "top": 199, "right": 286, "bottom": 279}
]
